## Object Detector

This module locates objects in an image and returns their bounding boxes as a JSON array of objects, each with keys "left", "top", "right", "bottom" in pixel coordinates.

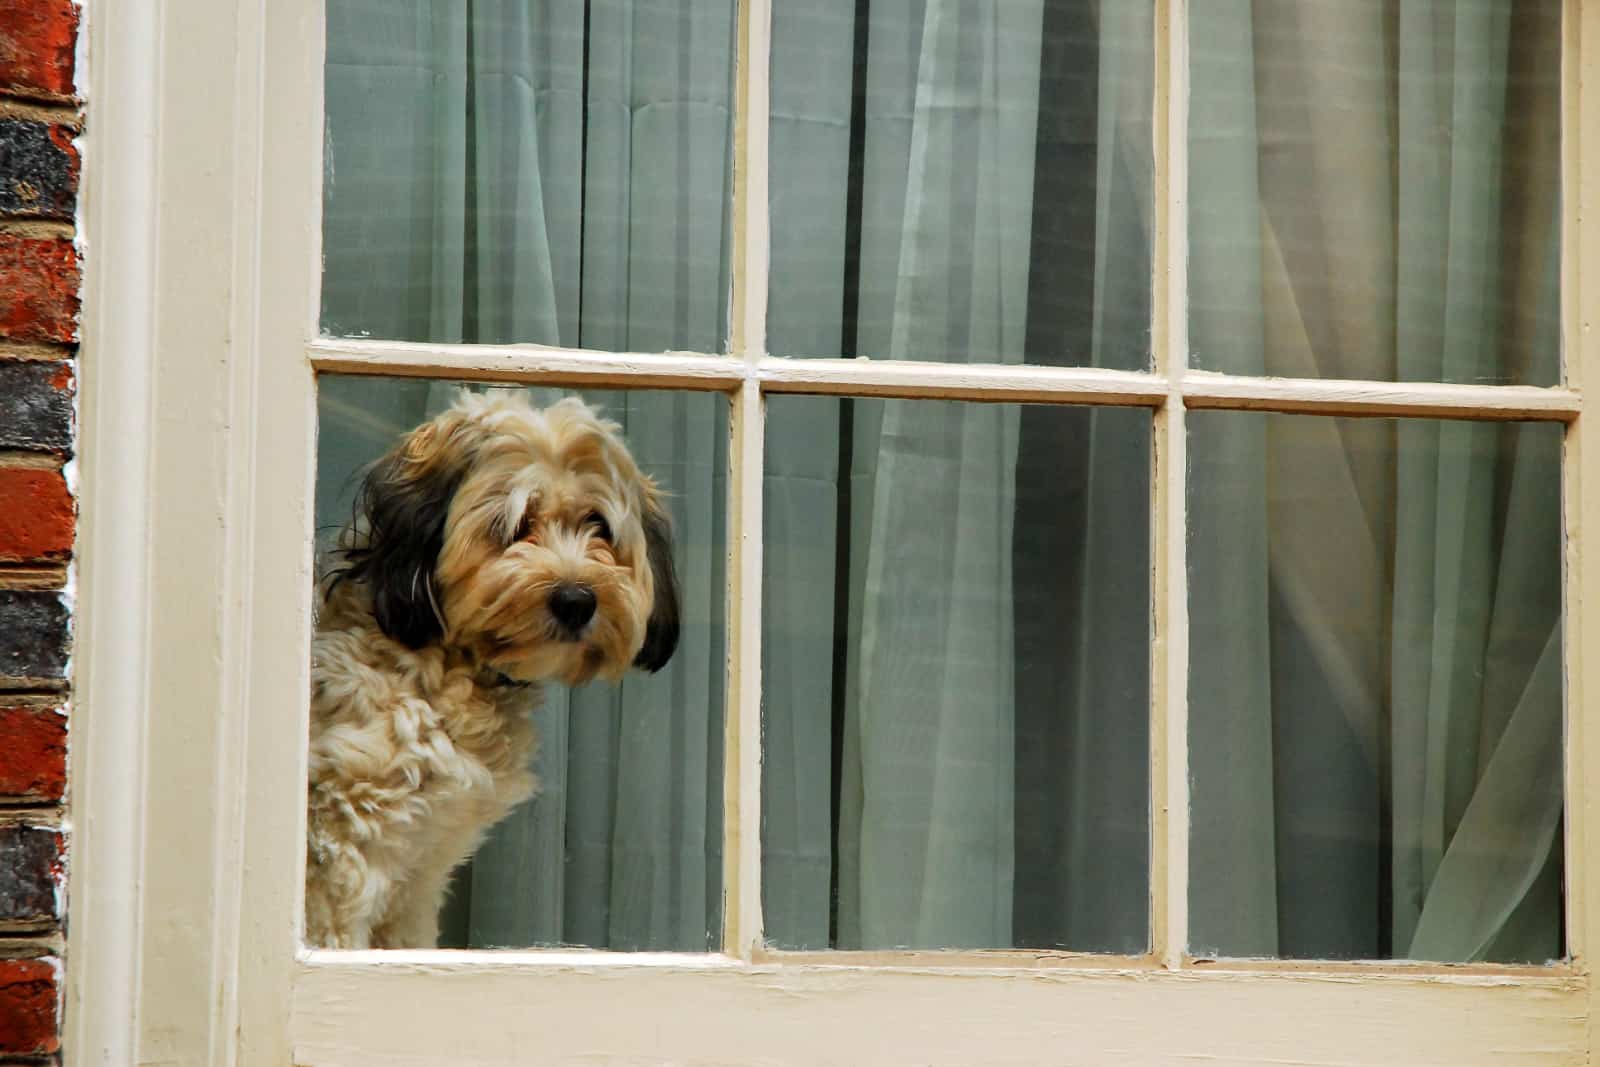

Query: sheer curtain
[
  {"left": 321, "top": 0, "right": 1562, "bottom": 959},
  {"left": 321, "top": 0, "right": 734, "bottom": 950},
  {"left": 763, "top": 0, "right": 1154, "bottom": 951},
  {"left": 1188, "top": 0, "right": 1563, "bottom": 961}
]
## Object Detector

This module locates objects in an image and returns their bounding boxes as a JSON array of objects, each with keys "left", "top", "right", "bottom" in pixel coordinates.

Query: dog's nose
[{"left": 548, "top": 583, "right": 597, "bottom": 632}]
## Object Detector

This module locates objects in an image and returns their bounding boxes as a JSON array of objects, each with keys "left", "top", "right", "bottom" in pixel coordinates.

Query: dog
[{"left": 303, "top": 392, "right": 679, "bottom": 949}]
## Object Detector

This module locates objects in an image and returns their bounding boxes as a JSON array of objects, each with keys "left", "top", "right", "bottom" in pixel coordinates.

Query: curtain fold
[
  {"left": 323, "top": 0, "right": 1561, "bottom": 960},
  {"left": 836, "top": 0, "right": 1040, "bottom": 951},
  {"left": 322, "top": 0, "right": 732, "bottom": 951},
  {"left": 767, "top": 0, "right": 1154, "bottom": 952},
  {"left": 1185, "top": 0, "right": 1278, "bottom": 958},
  {"left": 1189, "top": 0, "right": 1563, "bottom": 962}
]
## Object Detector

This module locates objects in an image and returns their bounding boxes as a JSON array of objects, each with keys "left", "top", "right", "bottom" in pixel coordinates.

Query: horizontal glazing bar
[
  {"left": 755, "top": 359, "right": 1168, "bottom": 404},
  {"left": 309, "top": 341, "right": 1583, "bottom": 418},
  {"left": 308, "top": 339, "right": 746, "bottom": 390},
  {"left": 1183, "top": 371, "right": 1581, "bottom": 420}
]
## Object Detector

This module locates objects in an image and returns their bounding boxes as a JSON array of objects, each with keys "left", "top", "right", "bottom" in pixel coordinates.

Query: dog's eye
[{"left": 585, "top": 512, "right": 613, "bottom": 543}]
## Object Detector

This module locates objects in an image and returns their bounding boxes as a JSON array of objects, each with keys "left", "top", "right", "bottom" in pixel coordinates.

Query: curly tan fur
[{"left": 304, "top": 394, "right": 678, "bottom": 949}]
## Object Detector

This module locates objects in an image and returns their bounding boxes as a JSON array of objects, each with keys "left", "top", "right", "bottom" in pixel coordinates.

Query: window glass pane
[
  {"left": 762, "top": 396, "right": 1150, "bottom": 951},
  {"left": 1188, "top": 411, "right": 1564, "bottom": 962},
  {"left": 768, "top": 1, "right": 1153, "bottom": 367},
  {"left": 310, "top": 376, "right": 725, "bottom": 950},
  {"left": 1189, "top": 0, "right": 1561, "bottom": 385},
  {"left": 322, "top": 0, "right": 736, "bottom": 352}
]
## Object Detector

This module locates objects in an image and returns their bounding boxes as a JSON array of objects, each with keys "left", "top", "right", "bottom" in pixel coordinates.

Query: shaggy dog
[{"left": 304, "top": 393, "right": 679, "bottom": 949}]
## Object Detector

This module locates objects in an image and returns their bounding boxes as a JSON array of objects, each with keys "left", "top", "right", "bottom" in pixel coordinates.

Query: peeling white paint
[{"left": 289, "top": 958, "right": 1588, "bottom": 1066}]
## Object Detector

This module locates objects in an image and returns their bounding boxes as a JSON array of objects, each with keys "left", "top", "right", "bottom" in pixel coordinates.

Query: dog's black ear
[
  {"left": 634, "top": 500, "right": 681, "bottom": 672},
  {"left": 336, "top": 422, "right": 467, "bottom": 650}
]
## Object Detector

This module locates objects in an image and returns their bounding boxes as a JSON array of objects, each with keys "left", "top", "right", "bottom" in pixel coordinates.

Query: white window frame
[{"left": 65, "top": 0, "right": 1600, "bottom": 1063}]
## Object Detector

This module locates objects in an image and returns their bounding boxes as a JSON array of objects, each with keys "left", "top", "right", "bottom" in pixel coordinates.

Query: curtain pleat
[{"left": 320, "top": 0, "right": 1561, "bottom": 960}]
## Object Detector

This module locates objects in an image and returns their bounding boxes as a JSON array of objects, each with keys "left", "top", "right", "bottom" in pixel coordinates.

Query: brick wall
[{"left": 0, "top": 0, "right": 79, "bottom": 1061}]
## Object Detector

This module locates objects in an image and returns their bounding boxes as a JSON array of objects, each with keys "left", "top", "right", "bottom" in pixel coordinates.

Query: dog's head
[{"left": 334, "top": 392, "right": 680, "bottom": 685}]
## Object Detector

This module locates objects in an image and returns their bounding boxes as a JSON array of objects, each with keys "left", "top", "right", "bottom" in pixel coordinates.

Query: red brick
[
  {"left": 0, "top": 0, "right": 77, "bottom": 101},
  {"left": 0, "top": 467, "right": 71, "bottom": 561},
  {"left": 0, "top": 958, "right": 57, "bottom": 1055},
  {"left": 0, "top": 235, "right": 77, "bottom": 344},
  {"left": 0, "top": 705, "right": 64, "bottom": 801}
]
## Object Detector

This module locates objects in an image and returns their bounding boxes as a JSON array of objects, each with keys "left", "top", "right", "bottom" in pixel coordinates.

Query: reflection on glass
[
  {"left": 768, "top": 1, "right": 1153, "bottom": 367},
  {"left": 762, "top": 397, "right": 1150, "bottom": 951},
  {"left": 314, "top": 375, "right": 726, "bottom": 950},
  {"left": 1188, "top": 412, "right": 1564, "bottom": 962},
  {"left": 1189, "top": 0, "right": 1561, "bottom": 384},
  {"left": 322, "top": 0, "right": 735, "bottom": 351}
]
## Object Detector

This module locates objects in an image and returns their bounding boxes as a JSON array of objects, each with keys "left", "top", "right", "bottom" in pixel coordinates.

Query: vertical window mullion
[
  {"left": 731, "top": 0, "right": 771, "bottom": 363},
  {"left": 724, "top": 0, "right": 772, "bottom": 959},
  {"left": 724, "top": 377, "right": 765, "bottom": 959},
  {"left": 1563, "top": 0, "right": 1597, "bottom": 986},
  {"left": 1151, "top": 0, "right": 1191, "bottom": 969}
]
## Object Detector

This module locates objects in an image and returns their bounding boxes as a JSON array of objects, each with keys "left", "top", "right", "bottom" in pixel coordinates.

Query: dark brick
[
  {"left": 0, "top": 958, "right": 57, "bottom": 1054},
  {"left": 0, "top": 0, "right": 77, "bottom": 101},
  {"left": 0, "top": 706, "right": 65, "bottom": 802},
  {"left": 0, "top": 119, "right": 77, "bottom": 219},
  {"left": 0, "top": 591, "right": 67, "bottom": 680},
  {"left": 0, "top": 361, "right": 71, "bottom": 452},
  {"left": 0, "top": 236, "right": 77, "bottom": 344},
  {"left": 0, "top": 826, "right": 60, "bottom": 925}
]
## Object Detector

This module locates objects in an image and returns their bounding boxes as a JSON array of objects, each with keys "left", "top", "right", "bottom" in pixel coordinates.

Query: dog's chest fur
[{"left": 305, "top": 589, "right": 540, "bottom": 947}]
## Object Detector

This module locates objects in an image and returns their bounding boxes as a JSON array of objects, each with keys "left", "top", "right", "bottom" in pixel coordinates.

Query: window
[{"left": 71, "top": 0, "right": 1599, "bottom": 1063}]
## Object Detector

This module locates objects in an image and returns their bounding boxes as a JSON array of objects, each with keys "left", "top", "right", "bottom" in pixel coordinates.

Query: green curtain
[
  {"left": 320, "top": 0, "right": 734, "bottom": 950},
  {"left": 762, "top": 0, "right": 1154, "bottom": 951},
  {"left": 320, "top": 0, "right": 1562, "bottom": 960},
  {"left": 1188, "top": 0, "right": 1563, "bottom": 961}
]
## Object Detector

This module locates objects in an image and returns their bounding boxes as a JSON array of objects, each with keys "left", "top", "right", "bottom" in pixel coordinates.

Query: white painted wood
[
  {"left": 755, "top": 949, "right": 1159, "bottom": 970},
  {"left": 310, "top": 338, "right": 1583, "bottom": 420},
  {"left": 312, "top": 946, "right": 1567, "bottom": 978},
  {"left": 724, "top": 379, "right": 765, "bottom": 958},
  {"left": 1183, "top": 957, "right": 1577, "bottom": 977},
  {"left": 1147, "top": 0, "right": 1189, "bottom": 970},
  {"left": 723, "top": 0, "right": 771, "bottom": 958},
  {"left": 1183, "top": 370, "right": 1581, "bottom": 420},
  {"left": 209, "top": 0, "right": 271, "bottom": 1061},
  {"left": 68, "top": 0, "right": 309, "bottom": 1064},
  {"left": 1152, "top": 0, "right": 1185, "bottom": 384},
  {"left": 70, "top": 0, "right": 320, "bottom": 1063},
  {"left": 309, "top": 338, "right": 744, "bottom": 390},
  {"left": 310, "top": 337, "right": 1172, "bottom": 404},
  {"left": 236, "top": 1, "right": 325, "bottom": 1064},
  {"left": 302, "top": 950, "right": 744, "bottom": 970},
  {"left": 66, "top": 0, "right": 162, "bottom": 1061},
  {"left": 1567, "top": 0, "right": 1598, "bottom": 1053},
  {"left": 730, "top": 0, "right": 771, "bottom": 360},
  {"left": 289, "top": 960, "right": 1586, "bottom": 1067},
  {"left": 757, "top": 357, "right": 1169, "bottom": 404}
]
